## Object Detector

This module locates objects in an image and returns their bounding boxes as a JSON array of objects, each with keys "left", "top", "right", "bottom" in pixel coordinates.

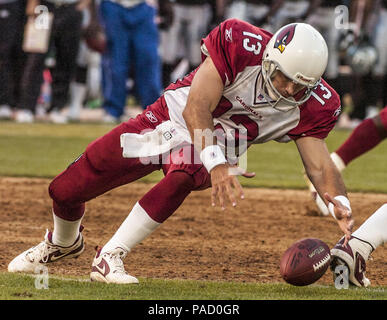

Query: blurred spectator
[
  {"left": 365, "top": 0, "right": 387, "bottom": 116},
  {"left": 225, "top": 0, "right": 283, "bottom": 32},
  {"left": 272, "top": 0, "right": 310, "bottom": 29},
  {"left": 161, "top": 0, "right": 212, "bottom": 87},
  {"left": 305, "top": 1, "right": 344, "bottom": 98},
  {"left": 339, "top": 0, "right": 380, "bottom": 128},
  {"left": 99, "top": 0, "right": 172, "bottom": 123},
  {"left": 15, "top": 0, "right": 87, "bottom": 123},
  {"left": 67, "top": 0, "right": 104, "bottom": 121},
  {"left": 207, "top": 0, "right": 227, "bottom": 29},
  {"left": 0, "top": 0, "right": 26, "bottom": 120}
]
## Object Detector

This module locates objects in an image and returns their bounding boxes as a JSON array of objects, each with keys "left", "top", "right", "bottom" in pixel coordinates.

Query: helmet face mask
[
  {"left": 261, "top": 23, "right": 328, "bottom": 108},
  {"left": 261, "top": 59, "right": 317, "bottom": 108}
]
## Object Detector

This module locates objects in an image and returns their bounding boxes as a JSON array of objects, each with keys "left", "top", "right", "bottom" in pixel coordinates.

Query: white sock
[
  {"left": 353, "top": 204, "right": 387, "bottom": 249},
  {"left": 52, "top": 213, "right": 82, "bottom": 247},
  {"left": 101, "top": 202, "right": 160, "bottom": 254},
  {"left": 330, "top": 152, "right": 346, "bottom": 172}
]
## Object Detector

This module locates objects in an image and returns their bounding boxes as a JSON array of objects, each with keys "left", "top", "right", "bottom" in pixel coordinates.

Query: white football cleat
[
  {"left": 8, "top": 227, "right": 84, "bottom": 273},
  {"left": 90, "top": 247, "right": 139, "bottom": 284},
  {"left": 330, "top": 236, "right": 374, "bottom": 287}
]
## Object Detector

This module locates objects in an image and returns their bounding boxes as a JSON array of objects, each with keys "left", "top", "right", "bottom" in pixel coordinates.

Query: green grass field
[
  {"left": 1, "top": 273, "right": 386, "bottom": 300},
  {"left": 1, "top": 121, "right": 386, "bottom": 301}
]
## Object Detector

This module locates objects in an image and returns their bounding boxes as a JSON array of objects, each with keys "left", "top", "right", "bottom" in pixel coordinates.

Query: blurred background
[{"left": 0, "top": 0, "right": 385, "bottom": 128}]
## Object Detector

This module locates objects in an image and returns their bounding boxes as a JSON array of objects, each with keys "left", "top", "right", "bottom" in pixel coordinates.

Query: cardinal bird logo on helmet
[{"left": 274, "top": 24, "right": 296, "bottom": 53}]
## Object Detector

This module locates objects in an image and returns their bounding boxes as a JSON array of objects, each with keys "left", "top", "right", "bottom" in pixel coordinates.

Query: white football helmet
[{"left": 261, "top": 23, "right": 328, "bottom": 107}]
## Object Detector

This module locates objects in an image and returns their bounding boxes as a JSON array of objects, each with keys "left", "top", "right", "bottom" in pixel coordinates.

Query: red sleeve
[
  {"left": 287, "top": 79, "right": 342, "bottom": 140},
  {"left": 201, "top": 19, "right": 272, "bottom": 86}
]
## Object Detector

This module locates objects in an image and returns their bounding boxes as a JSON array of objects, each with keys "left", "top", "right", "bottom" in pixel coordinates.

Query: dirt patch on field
[{"left": 0, "top": 177, "right": 386, "bottom": 286}]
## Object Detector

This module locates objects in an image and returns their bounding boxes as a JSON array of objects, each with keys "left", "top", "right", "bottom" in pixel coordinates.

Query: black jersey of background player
[{"left": 382, "top": 0, "right": 387, "bottom": 8}]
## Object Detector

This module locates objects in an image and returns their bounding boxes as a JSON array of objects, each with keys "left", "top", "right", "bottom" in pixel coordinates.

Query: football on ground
[{"left": 280, "top": 238, "right": 331, "bottom": 286}]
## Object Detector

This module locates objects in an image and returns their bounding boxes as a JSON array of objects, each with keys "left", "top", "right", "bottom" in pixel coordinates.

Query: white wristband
[
  {"left": 328, "top": 195, "right": 351, "bottom": 220},
  {"left": 200, "top": 145, "right": 227, "bottom": 173}
]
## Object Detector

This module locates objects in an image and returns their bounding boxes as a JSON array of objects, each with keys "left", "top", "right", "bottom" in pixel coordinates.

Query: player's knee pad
[
  {"left": 49, "top": 172, "right": 86, "bottom": 221},
  {"left": 49, "top": 175, "right": 82, "bottom": 209},
  {"left": 48, "top": 154, "right": 90, "bottom": 208},
  {"left": 162, "top": 144, "right": 211, "bottom": 191},
  {"left": 159, "top": 171, "right": 196, "bottom": 195}
]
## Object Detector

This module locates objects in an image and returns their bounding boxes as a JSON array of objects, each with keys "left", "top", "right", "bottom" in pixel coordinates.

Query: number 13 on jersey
[{"left": 242, "top": 31, "right": 263, "bottom": 55}]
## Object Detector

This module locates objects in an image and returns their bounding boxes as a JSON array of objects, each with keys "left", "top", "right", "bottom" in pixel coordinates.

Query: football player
[
  {"left": 340, "top": 0, "right": 380, "bottom": 124},
  {"left": 367, "top": 0, "right": 387, "bottom": 117},
  {"left": 8, "top": 20, "right": 354, "bottom": 284}
]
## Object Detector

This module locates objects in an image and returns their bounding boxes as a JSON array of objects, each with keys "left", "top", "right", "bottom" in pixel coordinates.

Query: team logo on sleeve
[
  {"left": 225, "top": 28, "right": 233, "bottom": 42},
  {"left": 145, "top": 111, "right": 158, "bottom": 123},
  {"left": 274, "top": 24, "right": 296, "bottom": 53},
  {"left": 333, "top": 106, "right": 342, "bottom": 117}
]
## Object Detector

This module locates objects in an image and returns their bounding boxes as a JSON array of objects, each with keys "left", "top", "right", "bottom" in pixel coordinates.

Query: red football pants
[{"left": 48, "top": 96, "right": 211, "bottom": 223}]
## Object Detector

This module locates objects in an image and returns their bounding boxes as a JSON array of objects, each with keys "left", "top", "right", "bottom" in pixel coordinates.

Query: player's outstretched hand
[
  {"left": 210, "top": 164, "right": 255, "bottom": 210},
  {"left": 324, "top": 193, "right": 354, "bottom": 246}
]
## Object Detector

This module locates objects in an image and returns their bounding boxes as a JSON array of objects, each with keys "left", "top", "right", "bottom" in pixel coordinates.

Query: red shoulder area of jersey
[
  {"left": 201, "top": 18, "right": 272, "bottom": 85},
  {"left": 164, "top": 67, "right": 198, "bottom": 92},
  {"left": 287, "top": 79, "right": 341, "bottom": 140}
]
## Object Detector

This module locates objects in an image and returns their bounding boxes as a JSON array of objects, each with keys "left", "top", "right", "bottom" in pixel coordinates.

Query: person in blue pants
[{"left": 100, "top": 0, "right": 172, "bottom": 122}]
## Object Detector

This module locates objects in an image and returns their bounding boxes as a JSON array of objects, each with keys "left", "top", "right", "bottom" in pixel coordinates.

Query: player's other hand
[
  {"left": 210, "top": 163, "right": 255, "bottom": 210},
  {"left": 324, "top": 193, "right": 354, "bottom": 246}
]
